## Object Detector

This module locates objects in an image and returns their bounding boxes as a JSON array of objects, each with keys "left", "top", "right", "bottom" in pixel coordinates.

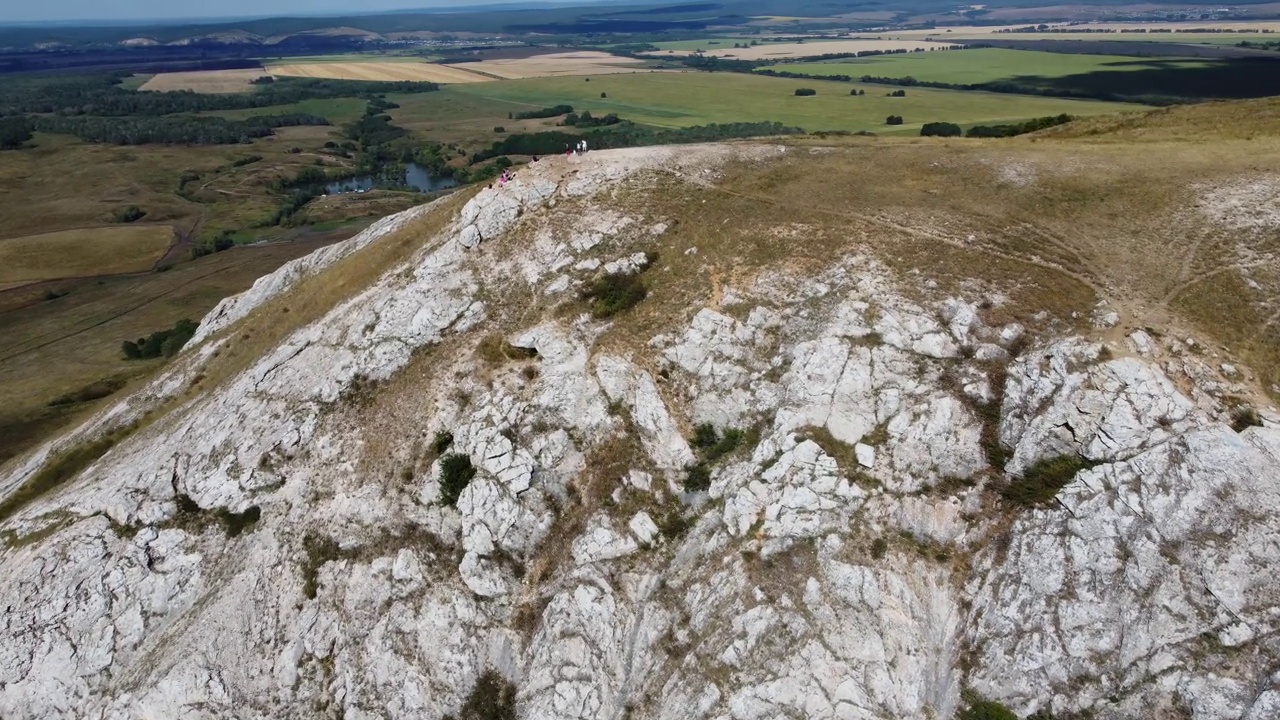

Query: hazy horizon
[{"left": 0, "top": 0, "right": 606, "bottom": 25}]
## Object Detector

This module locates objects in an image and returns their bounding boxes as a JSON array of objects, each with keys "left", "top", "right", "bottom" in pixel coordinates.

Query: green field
[
  {"left": 942, "top": 32, "right": 1280, "bottom": 45},
  {"left": 772, "top": 48, "right": 1214, "bottom": 85},
  {"left": 449, "top": 71, "right": 1145, "bottom": 134},
  {"left": 200, "top": 97, "right": 369, "bottom": 124}
]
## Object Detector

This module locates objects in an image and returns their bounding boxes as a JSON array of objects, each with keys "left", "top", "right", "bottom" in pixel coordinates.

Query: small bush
[
  {"left": 218, "top": 505, "right": 261, "bottom": 537},
  {"left": 493, "top": 126, "right": 506, "bottom": 133},
  {"left": 445, "top": 669, "right": 517, "bottom": 720},
  {"left": 959, "top": 697, "right": 1018, "bottom": 720},
  {"left": 692, "top": 422, "right": 719, "bottom": 449},
  {"left": 885, "top": 115, "right": 904, "bottom": 125},
  {"left": 600, "top": 92, "right": 608, "bottom": 98},
  {"left": 112, "top": 205, "right": 146, "bottom": 223},
  {"left": 1231, "top": 406, "right": 1263, "bottom": 433},
  {"left": 684, "top": 463, "right": 712, "bottom": 492},
  {"left": 657, "top": 508, "right": 693, "bottom": 539},
  {"left": 580, "top": 273, "right": 647, "bottom": 319},
  {"left": 301, "top": 533, "right": 342, "bottom": 599},
  {"left": 1000, "top": 454, "right": 1095, "bottom": 507},
  {"left": 888, "top": 89, "right": 906, "bottom": 97},
  {"left": 432, "top": 430, "right": 454, "bottom": 455},
  {"left": 920, "top": 121, "right": 963, "bottom": 137},
  {"left": 794, "top": 88, "right": 817, "bottom": 96},
  {"left": 439, "top": 453, "right": 477, "bottom": 507},
  {"left": 122, "top": 318, "right": 199, "bottom": 360},
  {"left": 870, "top": 537, "right": 888, "bottom": 559}
]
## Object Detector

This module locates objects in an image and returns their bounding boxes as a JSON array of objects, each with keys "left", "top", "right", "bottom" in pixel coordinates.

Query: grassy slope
[
  {"left": 0, "top": 226, "right": 174, "bottom": 284},
  {"left": 775, "top": 48, "right": 1214, "bottom": 84},
  {"left": 450, "top": 71, "right": 1146, "bottom": 133},
  {"left": 0, "top": 237, "right": 344, "bottom": 464}
]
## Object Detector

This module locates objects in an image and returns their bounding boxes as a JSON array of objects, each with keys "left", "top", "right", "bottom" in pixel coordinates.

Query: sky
[{"left": 0, "top": 0, "right": 587, "bottom": 24}]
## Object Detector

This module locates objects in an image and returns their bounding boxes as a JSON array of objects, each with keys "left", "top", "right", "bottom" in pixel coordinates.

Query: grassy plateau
[{"left": 450, "top": 71, "right": 1146, "bottom": 133}]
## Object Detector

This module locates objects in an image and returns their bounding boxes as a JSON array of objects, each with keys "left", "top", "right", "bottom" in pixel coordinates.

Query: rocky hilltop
[{"left": 2, "top": 138, "right": 1280, "bottom": 720}]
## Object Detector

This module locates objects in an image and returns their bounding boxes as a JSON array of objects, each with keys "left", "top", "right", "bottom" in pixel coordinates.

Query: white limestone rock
[{"left": 629, "top": 512, "right": 660, "bottom": 546}]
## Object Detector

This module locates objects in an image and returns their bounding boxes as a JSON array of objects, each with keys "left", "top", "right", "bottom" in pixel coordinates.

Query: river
[{"left": 324, "top": 163, "right": 459, "bottom": 195}]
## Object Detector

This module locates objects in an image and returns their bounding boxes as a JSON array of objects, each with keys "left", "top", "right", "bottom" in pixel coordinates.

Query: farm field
[
  {"left": 138, "top": 68, "right": 269, "bottom": 93},
  {"left": 646, "top": 39, "right": 960, "bottom": 59},
  {"left": 269, "top": 61, "right": 492, "bottom": 83},
  {"left": 459, "top": 51, "right": 660, "bottom": 79},
  {"left": 450, "top": 71, "right": 1145, "bottom": 134},
  {"left": 775, "top": 49, "right": 1214, "bottom": 85},
  {"left": 0, "top": 226, "right": 173, "bottom": 285},
  {"left": 198, "top": 97, "right": 369, "bottom": 124},
  {"left": 892, "top": 21, "right": 1280, "bottom": 37},
  {"left": 934, "top": 32, "right": 1280, "bottom": 45},
  {"left": 643, "top": 37, "right": 840, "bottom": 52}
]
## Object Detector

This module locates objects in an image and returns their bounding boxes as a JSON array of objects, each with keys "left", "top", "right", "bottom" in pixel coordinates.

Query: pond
[{"left": 325, "top": 163, "right": 459, "bottom": 195}]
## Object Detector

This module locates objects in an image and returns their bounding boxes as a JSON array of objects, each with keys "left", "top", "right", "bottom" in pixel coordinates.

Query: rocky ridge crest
[{"left": 1, "top": 144, "right": 1278, "bottom": 720}]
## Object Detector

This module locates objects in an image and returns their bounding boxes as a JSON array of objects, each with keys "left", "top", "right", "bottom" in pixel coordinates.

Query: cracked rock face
[{"left": 2, "top": 144, "right": 1279, "bottom": 720}]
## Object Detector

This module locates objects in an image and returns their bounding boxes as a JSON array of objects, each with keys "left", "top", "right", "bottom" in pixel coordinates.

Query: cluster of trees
[
  {"left": 914, "top": 115, "right": 1075, "bottom": 139},
  {"left": 850, "top": 89, "right": 866, "bottom": 96},
  {"left": 887, "top": 89, "right": 907, "bottom": 97},
  {"left": 0, "top": 73, "right": 439, "bottom": 117},
  {"left": 191, "top": 230, "right": 237, "bottom": 258},
  {"left": 344, "top": 105, "right": 406, "bottom": 147},
  {"left": 511, "top": 104, "right": 574, "bottom": 120},
  {"left": 920, "top": 122, "right": 962, "bottom": 137},
  {"left": 965, "top": 114, "right": 1074, "bottom": 137},
  {"left": 30, "top": 113, "right": 328, "bottom": 145},
  {"left": 562, "top": 110, "right": 621, "bottom": 127},
  {"left": 885, "top": 115, "right": 904, "bottom": 125},
  {"left": 121, "top": 319, "right": 198, "bottom": 360},
  {"left": 0, "top": 116, "right": 31, "bottom": 149},
  {"left": 794, "top": 88, "right": 817, "bottom": 96},
  {"left": 112, "top": 205, "right": 147, "bottom": 223}
]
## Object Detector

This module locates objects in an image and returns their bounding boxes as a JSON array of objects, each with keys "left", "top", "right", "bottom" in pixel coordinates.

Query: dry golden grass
[
  {"left": 463, "top": 51, "right": 656, "bottom": 79},
  {"left": 138, "top": 68, "right": 269, "bottom": 93},
  {"left": 269, "top": 62, "right": 492, "bottom": 83},
  {"left": 0, "top": 238, "right": 342, "bottom": 465},
  {"left": 648, "top": 39, "right": 959, "bottom": 59},
  {"left": 0, "top": 226, "right": 173, "bottom": 284}
]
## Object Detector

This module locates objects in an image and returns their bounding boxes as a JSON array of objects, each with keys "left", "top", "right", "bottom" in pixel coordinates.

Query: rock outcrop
[{"left": 2, "top": 144, "right": 1278, "bottom": 720}]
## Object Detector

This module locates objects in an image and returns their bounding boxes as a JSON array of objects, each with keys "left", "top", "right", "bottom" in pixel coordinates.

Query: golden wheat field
[
  {"left": 649, "top": 39, "right": 960, "bottom": 59},
  {"left": 138, "top": 68, "right": 270, "bottom": 93},
  {"left": 268, "top": 62, "right": 492, "bottom": 83},
  {"left": 462, "top": 51, "right": 658, "bottom": 79},
  {"left": 0, "top": 226, "right": 174, "bottom": 285}
]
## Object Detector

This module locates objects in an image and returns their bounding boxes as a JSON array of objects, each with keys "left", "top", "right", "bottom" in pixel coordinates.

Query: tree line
[
  {"left": 919, "top": 114, "right": 1075, "bottom": 138},
  {"left": 30, "top": 112, "right": 329, "bottom": 145},
  {"left": 0, "top": 73, "right": 440, "bottom": 117}
]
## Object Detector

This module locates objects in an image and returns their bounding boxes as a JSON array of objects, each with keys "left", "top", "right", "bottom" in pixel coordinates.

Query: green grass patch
[
  {"left": 0, "top": 422, "right": 138, "bottom": 523},
  {"left": 199, "top": 97, "right": 367, "bottom": 124},
  {"left": 439, "top": 453, "right": 477, "bottom": 507},
  {"left": 581, "top": 268, "right": 651, "bottom": 319},
  {"left": 684, "top": 422, "right": 757, "bottom": 492},
  {"left": 1000, "top": 454, "right": 1097, "bottom": 507}
]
